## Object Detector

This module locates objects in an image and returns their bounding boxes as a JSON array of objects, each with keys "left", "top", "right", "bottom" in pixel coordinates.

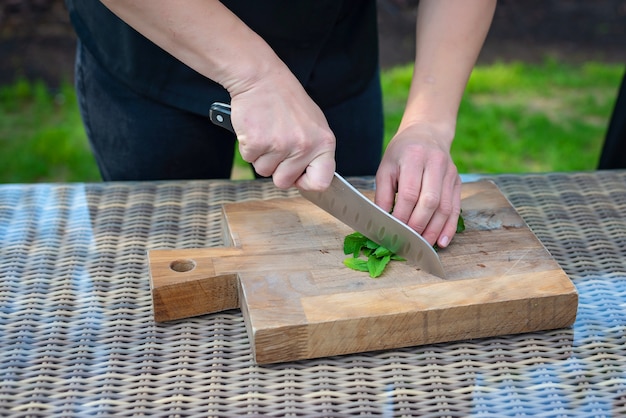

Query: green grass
[
  {"left": 383, "top": 59, "right": 624, "bottom": 173},
  {"left": 0, "top": 59, "right": 623, "bottom": 183},
  {"left": 0, "top": 78, "right": 100, "bottom": 183}
]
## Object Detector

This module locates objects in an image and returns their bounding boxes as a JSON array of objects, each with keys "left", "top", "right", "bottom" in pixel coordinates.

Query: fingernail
[{"left": 439, "top": 236, "right": 449, "bottom": 248}]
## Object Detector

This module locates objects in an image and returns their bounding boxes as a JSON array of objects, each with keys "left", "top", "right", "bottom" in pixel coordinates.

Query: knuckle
[
  {"left": 450, "top": 205, "right": 461, "bottom": 219},
  {"left": 397, "top": 189, "right": 420, "bottom": 206},
  {"left": 319, "top": 130, "right": 335, "bottom": 148},
  {"left": 420, "top": 192, "right": 440, "bottom": 210},
  {"left": 254, "top": 165, "right": 272, "bottom": 177},
  {"left": 437, "top": 199, "right": 454, "bottom": 217},
  {"left": 238, "top": 139, "right": 261, "bottom": 162},
  {"left": 239, "top": 149, "right": 255, "bottom": 163},
  {"left": 305, "top": 179, "right": 327, "bottom": 192},
  {"left": 273, "top": 177, "right": 292, "bottom": 189}
]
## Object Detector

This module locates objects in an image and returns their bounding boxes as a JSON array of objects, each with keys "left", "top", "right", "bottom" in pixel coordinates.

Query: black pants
[
  {"left": 599, "top": 71, "right": 626, "bottom": 169},
  {"left": 75, "top": 41, "right": 384, "bottom": 181}
]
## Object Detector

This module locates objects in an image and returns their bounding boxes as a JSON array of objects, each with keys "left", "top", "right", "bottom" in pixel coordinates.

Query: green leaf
[
  {"left": 391, "top": 254, "right": 406, "bottom": 261},
  {"left": 457, "top": 213, "right": 466, "bottom": 233},
  {"left": 344, "top": 257, "right": 369, "bottom": 272},
  {"left": 367, "top": 254, "right": 391, "bottom": 278},
  {"left": 344, "top": 232, "right": 367, "bottom": 256},
  {"left": 365, "top": 239, "right": 379, "bottom": 249},
  {"left": 373, "top": 246, "right": 392, "bottom": 257}
]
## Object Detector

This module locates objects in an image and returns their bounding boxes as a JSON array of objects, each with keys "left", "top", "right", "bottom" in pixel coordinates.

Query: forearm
[
  {"left": 99, "top": 0, "right": 287, "bottom": 95},
  {"left": 402, "top": 0, "right": 496, "bottom": 145},
  {"left": 100, "top": 1, "right": 335, "bottom": 191}
]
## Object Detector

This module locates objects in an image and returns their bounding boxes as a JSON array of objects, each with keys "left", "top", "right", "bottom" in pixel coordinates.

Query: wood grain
[{"left": 148, "top": 180, "right": 578, "bottom": 363}]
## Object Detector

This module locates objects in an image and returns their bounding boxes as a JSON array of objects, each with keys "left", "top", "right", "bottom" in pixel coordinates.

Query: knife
[{"left": 208, "top": 102, "right": 446, "bottom": 278}]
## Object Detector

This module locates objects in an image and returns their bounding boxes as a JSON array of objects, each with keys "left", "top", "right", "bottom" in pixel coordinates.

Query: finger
[
  {"left": 405, "top": 156, "right": 446, "bottom": 234},
  {"left": 391, "top": 164, "right": 424, "bottom": 224},
  {"left": 237, "top": 135, "right": 264, "bottom": 164},
  {"left": 374, "top": 165, "right": 398, "bottom": 213},
  {"left": 270, "top": 158, "right": 305, "bottom": 189},
  {"left": 251, "top": 151, "right": 282, "bottom": 178},
  {"left": 417, "top": 164, "right": 460, "bottom": 246},
  {"left": 420, "top": 209, "right": 448, "bottom": 246},
  {"left": 419, "top": 170, "right": 458, "bottom": 246},
  {"left": 294, "top": 153, "right": 335, "bottom": 191},
  {"left": 407, "top": 188, "right": 442, "bottom": 242},
  {"left": 435, "top": 175, "right": 462, "bottom": 248},
  {"left": 270, "top": 149, "right": 335, "bottom": 190}
]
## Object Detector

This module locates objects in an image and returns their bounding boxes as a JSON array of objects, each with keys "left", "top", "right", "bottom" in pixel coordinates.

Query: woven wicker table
[{"left": 1, "top": 171, "right": 625, "bottom": 417}]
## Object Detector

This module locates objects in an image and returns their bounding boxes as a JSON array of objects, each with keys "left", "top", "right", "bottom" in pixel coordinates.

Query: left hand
[{"left": 375, "top": 121, "right": 461, "bottom": 248}]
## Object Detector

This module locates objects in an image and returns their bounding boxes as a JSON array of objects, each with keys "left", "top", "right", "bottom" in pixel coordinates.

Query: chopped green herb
[
  {"left": 342, "top": 212, "right": 465, "bottom": 277},
  {"left": 342, "top": 232, "right": 403, "bottom": 278},
  {"left": 367, "top": 254, "right": 391, "bottom": 278},
  {"left": 365, "top": 239, "right": 379, "bottom": 249},
  {"left": 456, "top": 211, "right": 466, "bottom": 233},
  {"left": 343, "top": 232, "right": 368, "bottom": 257},
  {"left": 373, "top": 246, "right": 392, "bottom": 257},
  {"left": 343, "top": 256, "right": 369, "bottom": 272}
]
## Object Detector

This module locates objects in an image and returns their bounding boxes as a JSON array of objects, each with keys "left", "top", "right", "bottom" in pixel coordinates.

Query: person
[{"left": 65, "top": 0, "right": 496, "bottom": 248}]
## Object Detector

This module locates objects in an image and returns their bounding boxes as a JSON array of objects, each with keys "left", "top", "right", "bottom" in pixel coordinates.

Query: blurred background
[{"left": 1, "top": 0, "right": 625, "bottom": 182}]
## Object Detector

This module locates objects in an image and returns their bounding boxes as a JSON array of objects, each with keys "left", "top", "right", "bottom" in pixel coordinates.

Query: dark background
[{"left": 1, "top": 0, "right": 625, "bottom": 88}]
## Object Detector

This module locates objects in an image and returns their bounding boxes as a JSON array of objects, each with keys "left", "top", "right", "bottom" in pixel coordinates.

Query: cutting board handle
[{"left": 149, "top": 248, "right": 243, "bottom": 322}]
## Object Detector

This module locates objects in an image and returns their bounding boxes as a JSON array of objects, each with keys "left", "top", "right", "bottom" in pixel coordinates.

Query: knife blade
[{"left": 208, "top": 102, "right": 446, "bottom": 278}]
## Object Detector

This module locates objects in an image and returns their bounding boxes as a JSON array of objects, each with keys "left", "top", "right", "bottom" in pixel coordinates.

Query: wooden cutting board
[{"left": 148, "top": 180, "right": 578, "bottom": 364}]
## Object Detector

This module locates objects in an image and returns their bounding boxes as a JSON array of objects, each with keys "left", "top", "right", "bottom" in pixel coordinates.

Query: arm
[
  {"left": 375, "top": 0, "right": 496, "bottom": 247},
  {"left": 99, "top": 0, "right": 335, "bottom": 190}
]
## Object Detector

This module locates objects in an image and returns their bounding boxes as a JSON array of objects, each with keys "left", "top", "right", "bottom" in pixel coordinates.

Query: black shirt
[{"left": 65, "top": 0, "right": 379, "bottom": 116}]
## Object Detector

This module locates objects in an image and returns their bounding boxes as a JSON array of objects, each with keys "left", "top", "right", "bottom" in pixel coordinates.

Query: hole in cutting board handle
[{"left": 170, "top": 259, "right": 196, "bottom": 273}]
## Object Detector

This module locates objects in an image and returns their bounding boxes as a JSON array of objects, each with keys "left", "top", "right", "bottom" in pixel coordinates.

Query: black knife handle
[{"left": 209, "top": 102, "right": 234, "bottom": 133}]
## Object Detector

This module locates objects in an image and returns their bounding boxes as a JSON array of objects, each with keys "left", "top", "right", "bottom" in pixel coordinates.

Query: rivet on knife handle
[{"left": 209, "top": 102, "right": 234, "bottom": 133}]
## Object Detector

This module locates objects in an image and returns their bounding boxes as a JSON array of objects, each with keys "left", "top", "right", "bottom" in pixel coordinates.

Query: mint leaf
[
  {"left": 367, "top": 254, "right": 391, "bottom": 278},
  {"left": 342, "top": 211, "right": 465, "bottom": 277},
  {"left": 373, "top": 246, "right": 392, "bottom": 258},
  {"left": 457, "top": 212, "right": 466, "bottom": 233},
  {"left": 344, "top": 257, "right": 369, "bottom": 272},
  {"left": 344, "top": 232, "right": 367, "bottom": 256},
  {"left": 365, "top": 239, "right": 379, "bottom": 249}
]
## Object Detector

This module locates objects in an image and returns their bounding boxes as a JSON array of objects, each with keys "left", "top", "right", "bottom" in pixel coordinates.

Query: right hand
[
  {"left": 97, "top": 0, "right": 336, "bottom": 191},
  {"left": 228, "top": 71, "right": 336, "bottom": 192}
]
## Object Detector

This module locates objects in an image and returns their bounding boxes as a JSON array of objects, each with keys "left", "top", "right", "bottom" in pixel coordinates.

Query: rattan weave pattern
[{"left": 0, "top": 172, "right": 625, "bottom": 417}]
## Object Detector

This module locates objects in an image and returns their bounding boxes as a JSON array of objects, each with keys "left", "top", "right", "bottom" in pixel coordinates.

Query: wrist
[
  {"left": 220, "top": 54, "right": 289, "bottom": 98},
  {"left": 398, "top": 116, "right": 456, "bottom": 149}
]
